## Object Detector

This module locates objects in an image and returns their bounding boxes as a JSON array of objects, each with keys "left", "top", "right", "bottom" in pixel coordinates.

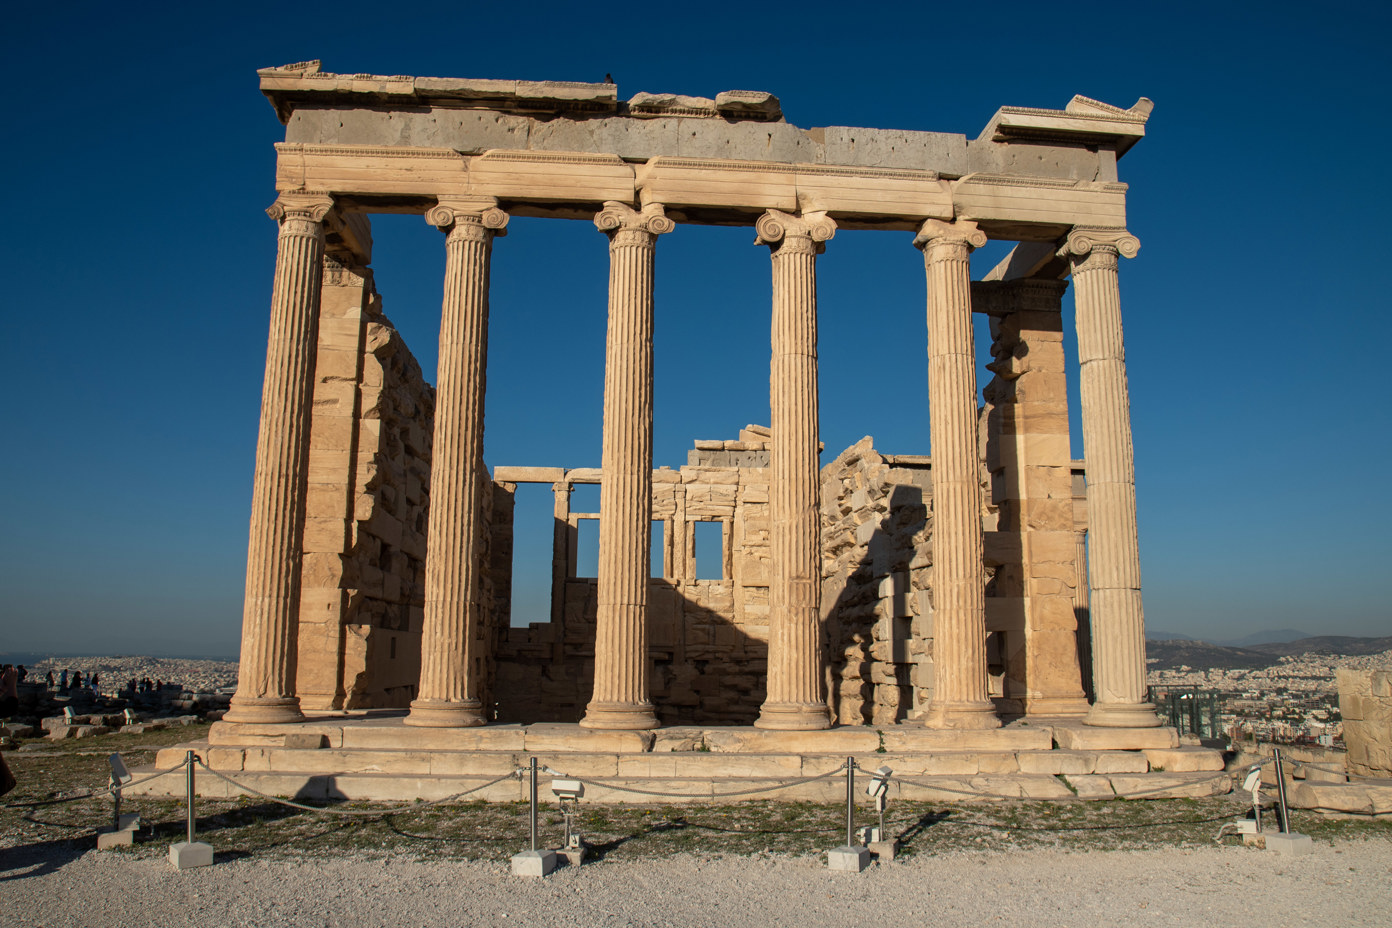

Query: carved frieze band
[
  {"left": 755, "top": 209, "right": 837, "bottom": 255},
  {"left": 425, "top": 197, "right": 511, "bottom": 238}
]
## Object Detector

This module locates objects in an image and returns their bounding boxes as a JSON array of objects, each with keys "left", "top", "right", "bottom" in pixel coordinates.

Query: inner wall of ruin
[
  {"left": 294, "top": 254, "right": 436, "bottom": 711},
  {"left": 234, "top": 61, "right": 1160, "bottom": 729}
]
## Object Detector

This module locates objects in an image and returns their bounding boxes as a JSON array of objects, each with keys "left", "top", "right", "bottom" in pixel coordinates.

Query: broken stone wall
[
  {"left": 492, "top": 429, "right": 774, "bottom": 724},
  {"left": 820, "top": 438, "right": 935, "bottom": 725},
  {"left": 295, "top": 255, "right": 434, "bottom": 710},
  {"left": 1338, "top": 669, "right": 1392, "bottom": 778}
]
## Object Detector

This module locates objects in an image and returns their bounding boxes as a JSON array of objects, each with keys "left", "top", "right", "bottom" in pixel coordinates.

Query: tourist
[
  {"left": 0, "top": 665, "right": 17, "bottom": 718},
  {"left": 59, "top": 669, "right": 68, "bottom": 692},
  {"left": 15, "top": 666, "right": 26, "bottom": 684},
  {"left": 90, "top": 673, "right": 100, "bottom": 691},
  {"left": 71, "top": 670, "right": 83, "bottom": 691},
  {"left": 45, "top": 670, "right": 54, "bottom": 689}
]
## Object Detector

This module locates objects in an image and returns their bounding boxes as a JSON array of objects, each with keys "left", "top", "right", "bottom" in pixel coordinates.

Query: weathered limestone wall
[
  {"left": 295, "top": 257, "right": 435, "bottom": 710},
  {"left": 820, "top": 438, "right": 934, "bottom": 725},
  {"left": 978, "top": 280, "right": 1089, "bottom": 717},
  {"left": 489, "top": 425, "right": 1089, "bottom": 726},
  {"left": 1338, "top": 669, "right": 1392, "bottom": 778}
]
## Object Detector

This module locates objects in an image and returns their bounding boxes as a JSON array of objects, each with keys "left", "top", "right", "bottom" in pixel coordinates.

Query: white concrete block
[
  {"left": 169, "top": 841, "right": 214, "bottom": 869},
  {"left": 1265, "top": 832, "right": 1314, "bottom": 856},
  {"left": 511, "top": 849, "right": 558, "bottom": 876},
  {"left": 827, "top": 845, "right": 872, "bottom": 872}
]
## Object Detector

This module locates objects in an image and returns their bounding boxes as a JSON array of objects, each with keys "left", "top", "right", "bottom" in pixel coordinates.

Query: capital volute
[
  {"left": 755, "top": 209, "right": 836, "bottom": 254},
  {"left": 594, "top": 201, "right": 674, "bottom": 238},
  {"left": 266, "top": 192, "right": 335, "bottom": 225},
  {"left": 425, "top": 197, "right": 510, "bottom": 236},
  {"left": 1061, "top": 227, "right": 1140, "bottom": 261},
  {"left": 913, "top": 218, "right": 987, "bottom": 253}
]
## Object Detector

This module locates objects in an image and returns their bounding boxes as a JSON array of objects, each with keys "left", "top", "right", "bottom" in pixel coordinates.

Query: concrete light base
[
  {"left": 511, "top": 849, "right": 558, "bottom": 877},
  {"left": 559, "top": 847, "right": 586, "bottom": 867},
  {"left": 96, "top": 828, "right": 134, "bottom": 850},
  {"left": 868, "top": 839, "right": 899, "bottom": 861},
  {"left": 169, "top": 841, "right": 214, "bottom": 869},
  {"left": 96, "top": 815, "right": 140, "bottom": 850},
  {"left": 1265, "top": 832, "right": 1314, "bottom": 856},
  {"left": 827, "top": 846, "right": 872, "bottom": 872}
]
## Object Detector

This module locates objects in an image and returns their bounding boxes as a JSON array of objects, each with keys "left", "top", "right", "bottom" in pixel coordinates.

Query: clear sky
[{"left": 3, "top": 1, "right": 1389, "bottom": 659}]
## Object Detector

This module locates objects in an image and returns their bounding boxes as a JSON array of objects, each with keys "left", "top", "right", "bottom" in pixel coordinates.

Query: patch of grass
[{"left": 5, "top": 732, "right": 1390, "bottom": 865}]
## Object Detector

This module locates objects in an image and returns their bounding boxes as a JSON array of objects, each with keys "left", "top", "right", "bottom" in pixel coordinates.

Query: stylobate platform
[{"left": 128, "top": 714, "right": 1231, "bottom": 804}]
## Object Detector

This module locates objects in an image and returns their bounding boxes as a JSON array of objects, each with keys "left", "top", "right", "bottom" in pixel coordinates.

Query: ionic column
[
  {"left": 226, "top": 194, "right": 334, "bottom": 724},
  {"left": 755, "top": 209, "right": 834, "bottom": 731},
  {"left": 406, "top": 198, "right": 509, "bottom": 728},
  {"left": 914, "top": 219, "right": 999, "bottom": 729},
  {"left": 1063, "top": 227, "right": 1160, "bottom": 727},
  {"left": 581, "top": 202, "right": 673, "bottom": 730}
]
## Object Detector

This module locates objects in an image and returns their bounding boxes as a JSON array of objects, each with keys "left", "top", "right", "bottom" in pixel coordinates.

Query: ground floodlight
[
  {"left": 1243, "top": 766, "right": 1263, "bottom": 803},
  {"left": 550, "top": 778, "right": 584, "bottom": 801},
  {"left": 109, "top": 753, "right": 132, "bottom": 785},
  {"left": 866, "top": 766, "right": 892, "bottom": 799}
]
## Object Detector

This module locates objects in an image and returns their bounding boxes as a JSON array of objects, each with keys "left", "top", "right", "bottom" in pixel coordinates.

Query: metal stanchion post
[
  {"left": 169, "top": 751, "right": 213, "bottom": 869},
  {"left": 1264, "top": 747, "right": 1313, "bottom": 856},
  {"left": 1272, "top": 748, "right": 1290, "bottom": 834},
  {"left": 186, "top": 750, "right": 196, "bottom": 845},
  {"left": 845, "top": 755, "right": 855, "bottom": 849},
  {"left": 511, "top": 757, "right": 557, "bottom": 876},
  {"left": 827, "top": 757, "right": 870, "bottom": 872},
  {"left": 530, "top": 756, "right": 539, "bottom": 851}
]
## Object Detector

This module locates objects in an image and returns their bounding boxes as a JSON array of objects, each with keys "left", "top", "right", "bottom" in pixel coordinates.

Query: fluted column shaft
[
  {"left": 1065, "top": 228, "right": 1160, "bottom": 728},
  {"left": 407, "top": 199, "right": 509, "bottom": 728},
  {"left": 915, "top": 219, "right": 999, "bottom": 729},
  {"left": 582, "top": 203, "right": 672, "bottom": 730},
  {"left": 226, "top": 195, "right": 334, "bottom": 724},
  {"left": 755, "top": 210, "right": 834, "bottom": 731}
]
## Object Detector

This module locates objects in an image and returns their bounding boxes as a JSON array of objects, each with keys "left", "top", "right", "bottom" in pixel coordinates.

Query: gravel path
[{"left": 3, "top": 839, "right": 1389, "bottom": 928}]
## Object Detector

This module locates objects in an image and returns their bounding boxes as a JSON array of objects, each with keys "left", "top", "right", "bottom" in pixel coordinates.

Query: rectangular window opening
[
  {"left": 509, "top": 482, "right": 558, "bottom": 627},
  {"left": 693, "top": 520, "right": 724, "bottom": 580},
  {"left": 575, "top": 518, "right": 600, "bottom": 579},
  {"left": 651, "top": 520, "right": 665, "bottom": 578}
]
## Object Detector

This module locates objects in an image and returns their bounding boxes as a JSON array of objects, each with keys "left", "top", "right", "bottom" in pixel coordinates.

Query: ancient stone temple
[{"left": 165, "top": 63, "right": 1228, "bottom": 803}]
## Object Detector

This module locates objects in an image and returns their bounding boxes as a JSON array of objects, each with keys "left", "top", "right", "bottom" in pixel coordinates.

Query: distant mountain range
[
  {"left": 1146, "top": 629, "right": 1321, "bottom": 647},
  {"left": 1144, "top": 634, "right": 1392, "bottom": 672}
]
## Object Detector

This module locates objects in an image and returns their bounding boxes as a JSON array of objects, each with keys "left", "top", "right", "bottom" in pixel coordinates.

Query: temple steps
[{"left": 126, "top": 718, "right": 1229, "bottom": 804}]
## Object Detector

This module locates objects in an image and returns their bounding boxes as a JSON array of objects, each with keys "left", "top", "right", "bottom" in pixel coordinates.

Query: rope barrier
[
  {"left": 193, "top": 760, "right": 523, "bottom": 817},
  {"left": 560, "top": 763, "right": 850, "bottom": 801},
  {"left": 1, "top": 758, "right": 190, "bottom": 809}
]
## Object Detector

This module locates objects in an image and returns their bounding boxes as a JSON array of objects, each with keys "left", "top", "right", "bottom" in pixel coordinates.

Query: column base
[
  {"left": 405, "top": 699, "right": 486, "bottom": 728},
  {"left": 1022, "top": 695, "right": 1092, "bottom": 718},
  {"left": 223, "top": 696, "right": 304, "bottom": 725},
  {"left": 754, "top": 701, "right": 831, "bottom": 731},
  {"left": 1084, "top": 701, "right": 1162, "bottom": 728},
  {"left": 579, "top": 701, "right": 659, "bottom": 730},
  {"left": 923, "top": 700, "right": 1001, "bottom": 730}
]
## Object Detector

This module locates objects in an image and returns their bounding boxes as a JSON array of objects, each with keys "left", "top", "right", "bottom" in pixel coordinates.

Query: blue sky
[{"left": 2, "top": 1, "right": 1388, "bottom": 658}]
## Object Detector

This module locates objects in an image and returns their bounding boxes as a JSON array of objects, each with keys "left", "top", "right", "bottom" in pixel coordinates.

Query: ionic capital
[
  {"left": 425, "top": 197, "right": 510, "bottom": 237},
  {"left": 594, "top": 201, "right": 674, "bottom": 239},
  {"left": 1061, "top": 227, "right": 1140, "bottom": 261},
  {"left": 266, "top": 192, "right": 335, "bottom": 227},
  {"left": 913, "top": 218, "right": 987, "bottom": 253},
  {"left": 755, "top": 209, "right": 836, "bottom": 255}
]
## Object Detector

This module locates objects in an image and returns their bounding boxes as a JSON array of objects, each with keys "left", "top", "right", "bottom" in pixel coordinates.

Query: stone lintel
[{"left": 494, "top": 466, "right": 566, "bottom": 484}]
